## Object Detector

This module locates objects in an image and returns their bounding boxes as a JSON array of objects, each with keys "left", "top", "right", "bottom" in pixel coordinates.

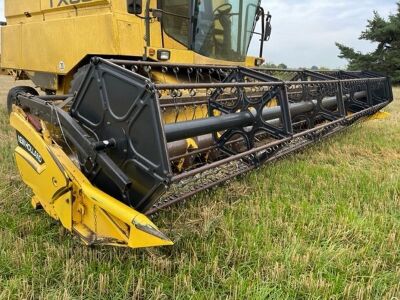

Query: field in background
[
  {"left": 0, "top": 76, "right": 34, "bottom": 101},
  {"left": 0, "top": 76, "right": 399, "bottom": 299}
]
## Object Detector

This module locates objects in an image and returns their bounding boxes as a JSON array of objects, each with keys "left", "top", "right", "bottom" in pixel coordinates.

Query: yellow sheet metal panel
[
  {"left": 74, "top": 13, "right": 118, "bottom": 60},
  {"left": 117, "top": 20, "right": 143, "bottom": 56},
  {"left": 2, "top": 0, "right": 257, "bottom": 80},
  {"left": 109, "top": 0, "right": 128, "bottom": 13},
  {"left": 21, "top": 19, "right": 76, "bottom": 74},
  {"left": 5, "top": 0, "right": 42, "bottom": 18},
  {"left": 3, "top": 0, "right": 117, "bottom": 73},
  {"left": 10, "top": 111, "right": 70, "bottom": 221},
  {"left": 10, "top": 108, "right": 173, "bottom": 249},
  {"left": 52, "top": 148, "right": 174, "bottom": 248},
  {"left": 53, "top": 191, "right": 73, "bottom": 231},
  {"left": 20, "top": 13, "right": 117, "bottom": 74},
  {"left": 0, "top": 25, "right": 22, "bottom": 69},
  {"left": 369, "top": 111, "right": 391, "bottom": 120},
  {"left": 40, "top": 0, "right": 110, "bottom": 11}
]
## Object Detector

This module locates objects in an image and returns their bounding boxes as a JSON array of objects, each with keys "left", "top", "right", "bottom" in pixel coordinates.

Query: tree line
[
  {"left": 263, "top": 2, "right": 399, "bottom": 82},
  {"left": 337, "top": 2, "right": 400, "bottom": 82}
]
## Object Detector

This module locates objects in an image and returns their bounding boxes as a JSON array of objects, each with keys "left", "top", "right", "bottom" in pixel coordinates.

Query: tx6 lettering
[{"left": 50, "top": 0, "right": 93, "bottom": 8}]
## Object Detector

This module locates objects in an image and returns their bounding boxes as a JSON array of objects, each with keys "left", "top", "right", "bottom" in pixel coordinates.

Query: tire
[
  {"left": 7, "top": 86, "right": 39, "bottom": 114},
  {"left": 69, "top": 64, "right": 90, "bottom": 94}
]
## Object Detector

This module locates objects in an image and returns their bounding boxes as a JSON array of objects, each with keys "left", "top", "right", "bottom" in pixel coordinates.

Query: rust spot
[{"left": 27, "top": 114, "right": 42, "bottom": 132}]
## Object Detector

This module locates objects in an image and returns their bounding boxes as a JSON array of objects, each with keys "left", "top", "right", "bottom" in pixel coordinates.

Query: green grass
[{"left": 0, "top": 82, "right": 399, "bottom": 299}]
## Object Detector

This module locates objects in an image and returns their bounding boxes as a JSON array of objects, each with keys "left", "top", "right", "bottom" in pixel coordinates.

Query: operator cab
[{"left": 159, "top": 0, "right": 270, "bottom": 62}]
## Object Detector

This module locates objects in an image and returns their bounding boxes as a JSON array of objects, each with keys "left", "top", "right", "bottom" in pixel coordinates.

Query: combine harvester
[{"left": 1, "top": 0, "right": 393, "bottom": 248}]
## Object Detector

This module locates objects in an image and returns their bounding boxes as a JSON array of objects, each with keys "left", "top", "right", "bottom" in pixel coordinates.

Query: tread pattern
[{"left": 7, "top": 86, "right": 38, "bottom": 114}]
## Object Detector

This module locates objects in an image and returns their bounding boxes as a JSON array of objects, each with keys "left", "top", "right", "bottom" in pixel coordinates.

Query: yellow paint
[
  {"left": 369, "top": 111, "right": 390, "bottom": 120},
  {"left": 10, "top": 108, "right": 173, "bottom": 249},
  {"left": 3, "top": 0, "right": 266, "bottom": 248},
  {"left": 1, "top": 0, "right": 261, "bottom": 92},
  {"left": 53, "top": 191, "right": 73, "bottom": 231}
]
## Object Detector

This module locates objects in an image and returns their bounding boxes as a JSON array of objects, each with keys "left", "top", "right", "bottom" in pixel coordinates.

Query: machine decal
[
  {"left": 17, "top": 131, "right": 44, "bottom": 165},
  {"left": 58, "top": 61, "right": 65, "bottom": 71},
  {"left": 50, "top": 0, "right": 93, "bottom": 8}
]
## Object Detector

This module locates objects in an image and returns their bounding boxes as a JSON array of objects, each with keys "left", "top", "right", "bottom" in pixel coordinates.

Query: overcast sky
[
  {"left": 249, "top": 0, "right": 396, "bottom": 68},
  {"left": 0, "top": 0, "right": 397, "bottom": 68}
]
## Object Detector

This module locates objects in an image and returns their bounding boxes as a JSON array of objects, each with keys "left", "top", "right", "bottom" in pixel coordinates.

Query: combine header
[{"left": 1, "top": 0, "right": 393, "bottom": 248}]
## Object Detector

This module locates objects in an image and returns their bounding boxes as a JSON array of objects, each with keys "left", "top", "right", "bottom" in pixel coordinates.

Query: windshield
[
  {"left": 161, "top": 0, "right": 260, "bottom": 62},
  {"left": 160, "top": 0, "right": 191, "bottom": 47}
]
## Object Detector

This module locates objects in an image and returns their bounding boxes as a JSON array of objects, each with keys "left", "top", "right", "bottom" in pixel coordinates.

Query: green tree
[
  {"left": 278, "top": 63, "right": 288, "bottom": 69},
  {"left": 336, "top": 2, "right": 400, "bottom": 82},
  {"left": 262, "top": 62, "right": 277, "bottom": 68},
  {"left": 262, "top": 63, "right": 288, "bottom": 69}
]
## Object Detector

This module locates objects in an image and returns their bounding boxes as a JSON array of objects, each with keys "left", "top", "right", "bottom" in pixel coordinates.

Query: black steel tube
[
  {"left": 164, "top": 101, "right": 314, "bottom": 142},
  {"left": 109, "top": 59, "right": 238, "bottom": 70},
  {"left": 165, "top": 111, "right": 253, "bottom": 142},
  {"left": 165, "top": 98, "right": 323, "bottom": 142},
  {"left": 38, "top": 94, "right": 73, "bottom": 100},
  {"left": 164, "top": 92, "right": 366, "bottom": 142},
  {"left": 170, "top": 101, "right": 387, "bottom": 183},
  {"left": 155, "top": 78, "right": 384, "bottom": 90}
]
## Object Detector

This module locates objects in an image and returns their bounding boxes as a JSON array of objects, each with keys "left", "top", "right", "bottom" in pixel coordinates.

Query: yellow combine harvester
[{"left": 1, "top": 0, "right": 393, "bottom": 248}]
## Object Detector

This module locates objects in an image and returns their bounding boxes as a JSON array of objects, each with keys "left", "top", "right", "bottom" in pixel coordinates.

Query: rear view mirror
[{"left": 264, "top": 13, "right": 272, "bottom": 41}]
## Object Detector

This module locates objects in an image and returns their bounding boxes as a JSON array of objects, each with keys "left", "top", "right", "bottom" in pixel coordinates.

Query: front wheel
[{"left": 7, "top": 86, "right": 39, "bottom": 114}]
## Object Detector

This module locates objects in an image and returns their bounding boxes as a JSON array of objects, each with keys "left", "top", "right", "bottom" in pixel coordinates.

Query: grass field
[{"left": 0, "top": 77, "right": 399, "bottom": 299}]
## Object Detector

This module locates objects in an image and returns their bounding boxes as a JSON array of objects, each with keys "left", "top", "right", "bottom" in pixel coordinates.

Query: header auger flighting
[{"left": 1, "top": 0, "right": 393, "bottom": 248}]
